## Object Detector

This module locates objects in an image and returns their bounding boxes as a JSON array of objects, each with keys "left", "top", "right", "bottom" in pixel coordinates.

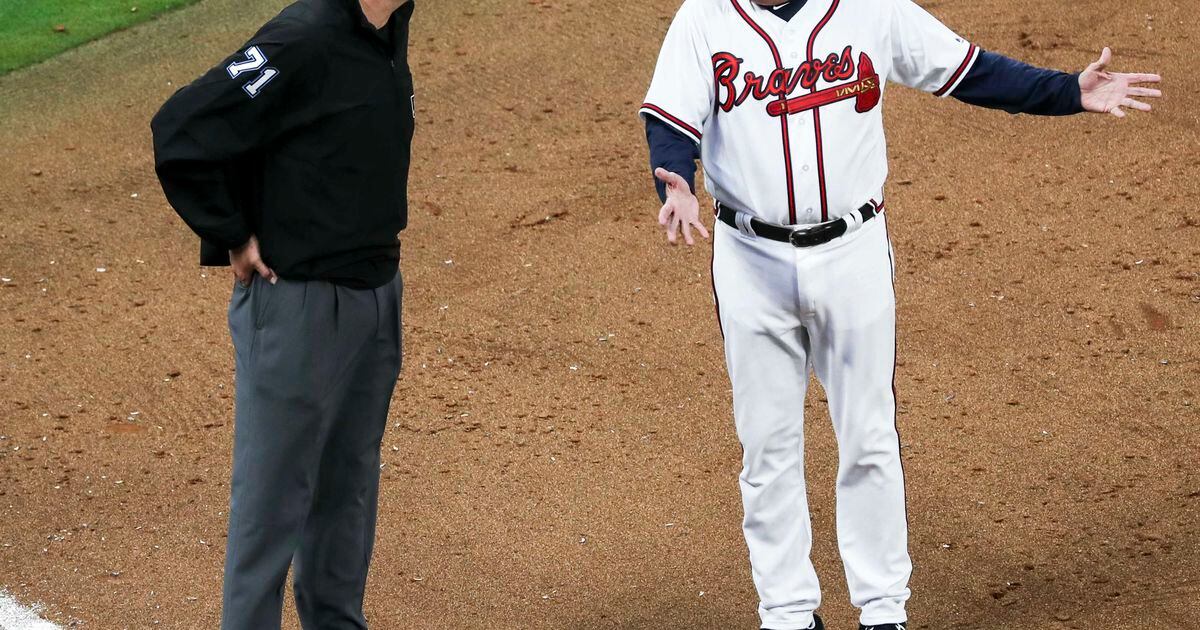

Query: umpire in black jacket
[{"left": 150, "top": 0, "right": 415, "bottom": 628}]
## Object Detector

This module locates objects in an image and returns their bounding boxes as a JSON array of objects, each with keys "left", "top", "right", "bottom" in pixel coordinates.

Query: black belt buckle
[{"left": 788, "top": 222, "right": 836, "bottom": 248}]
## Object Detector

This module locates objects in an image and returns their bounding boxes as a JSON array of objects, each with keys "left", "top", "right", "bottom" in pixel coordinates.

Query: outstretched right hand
[
  {"left": 654, "top": 167, "right": 710, "bottom": 246},
  {"left": 1078, "top": 47, "right": 1162, "bottom": 118},
  {"left": 230, "top": 235, "right": 277, "bottom": 286}
]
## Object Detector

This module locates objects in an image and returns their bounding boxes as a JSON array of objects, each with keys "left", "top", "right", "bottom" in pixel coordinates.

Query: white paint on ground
[{"left": 0, "top": 590, "right": 62, "bottom": 630}]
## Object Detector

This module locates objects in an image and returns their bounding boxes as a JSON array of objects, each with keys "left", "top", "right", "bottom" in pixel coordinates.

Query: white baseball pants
[{"left": 712, "top": 212, "right": 911, "bottom": 629}]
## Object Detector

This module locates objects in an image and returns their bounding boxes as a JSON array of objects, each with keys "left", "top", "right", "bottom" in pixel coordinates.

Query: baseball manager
[
  {"left": 150, "top": 0, "right": 415, "bottom": 628},
  {"left": 640, "top": 1, "right": 1161, "bottom": 629}
]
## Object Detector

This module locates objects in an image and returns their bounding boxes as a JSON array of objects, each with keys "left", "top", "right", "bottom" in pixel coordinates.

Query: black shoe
[
  {"left": 859, "top": 623, "right": 906, "bottom": 630},
  {"left": 764, "top": 614, "right": 825, "bottom": 630}
]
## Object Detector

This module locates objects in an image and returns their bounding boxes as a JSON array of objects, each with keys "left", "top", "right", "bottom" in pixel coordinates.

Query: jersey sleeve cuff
[
  {"left": 638, "top": 103, "right": 703, "bottom": 145},
  {"left": 934, "top": 43, "right": 980, "bottom": 97}
]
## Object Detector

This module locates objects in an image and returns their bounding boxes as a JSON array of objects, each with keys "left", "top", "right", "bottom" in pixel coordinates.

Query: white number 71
[{"left": 226, "top": 46, "right": 279, "bottom": 99}]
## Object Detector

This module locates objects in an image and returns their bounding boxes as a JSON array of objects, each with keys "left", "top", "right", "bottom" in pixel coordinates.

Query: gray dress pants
[{"left": 220, "top": 272, "right": 402, "bottom": 630}]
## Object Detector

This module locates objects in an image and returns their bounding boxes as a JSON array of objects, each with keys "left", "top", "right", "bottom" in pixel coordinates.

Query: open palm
[
  {"left": 654, "top": 168, "right": 709, "bottom": 246},
  {"left": 1079, "top": 47, "right": 1162, "bottom": 118}
]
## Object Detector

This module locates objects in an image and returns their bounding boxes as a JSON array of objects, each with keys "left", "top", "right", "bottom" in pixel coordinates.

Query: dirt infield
[{"left": 0, "top": 0, "right": 1196, "bottom": 628}]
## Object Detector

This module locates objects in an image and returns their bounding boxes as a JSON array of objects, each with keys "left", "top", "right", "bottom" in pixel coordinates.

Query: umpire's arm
[{"left": 150, "top": 19, "right": 324, "bottom": 259}]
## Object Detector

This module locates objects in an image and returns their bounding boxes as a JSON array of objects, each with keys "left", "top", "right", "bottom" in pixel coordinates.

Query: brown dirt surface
[{"left": 1, "top": 1, "right": 1197, "bottom": 628}]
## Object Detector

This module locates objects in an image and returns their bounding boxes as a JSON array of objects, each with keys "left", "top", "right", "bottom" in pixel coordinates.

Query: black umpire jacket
[{"left": 151, "top": 0, "right": 415, "bottom": 289}]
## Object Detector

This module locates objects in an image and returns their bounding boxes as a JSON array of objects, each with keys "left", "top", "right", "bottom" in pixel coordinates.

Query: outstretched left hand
[{"left": 1079, "top": 47, "right": 1162, "bottom": 118}]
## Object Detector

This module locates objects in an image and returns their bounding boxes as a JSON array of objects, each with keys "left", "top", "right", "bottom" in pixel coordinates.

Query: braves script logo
[{"left": 713, "top": 46, "right": 881, "bottom": 117}]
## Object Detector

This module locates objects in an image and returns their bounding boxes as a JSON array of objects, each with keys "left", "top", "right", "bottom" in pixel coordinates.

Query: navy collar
[{"left": 762, "top": 0, "right": 807, "bottom": 22}]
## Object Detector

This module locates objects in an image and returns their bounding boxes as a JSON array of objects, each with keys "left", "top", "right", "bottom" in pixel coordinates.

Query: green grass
[{"left": 0, "top": 0, "right": 199, "bottom": 75}]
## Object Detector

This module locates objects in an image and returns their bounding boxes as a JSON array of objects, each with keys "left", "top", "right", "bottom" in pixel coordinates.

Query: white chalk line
[{"left": 0, "top": 590, "right": 63, "bottom": 630}]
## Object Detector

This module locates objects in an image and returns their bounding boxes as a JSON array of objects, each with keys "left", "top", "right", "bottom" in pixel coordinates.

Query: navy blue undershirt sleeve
[
  {"left": 646, "top": 117, "right": 700, "bottom": 203},
  {"left": 951, "top": 50, "right": 1084, "bottom": 116}
]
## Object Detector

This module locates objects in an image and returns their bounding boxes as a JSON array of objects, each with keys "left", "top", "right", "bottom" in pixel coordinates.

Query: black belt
[{"left": 716, "top": 201, "right": 879, "bottom": 247}]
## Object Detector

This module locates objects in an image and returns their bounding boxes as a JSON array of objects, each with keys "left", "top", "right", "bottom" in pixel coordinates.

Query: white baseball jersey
[{"left": 640, "top": 0, "right": 979, "bottom": 225}]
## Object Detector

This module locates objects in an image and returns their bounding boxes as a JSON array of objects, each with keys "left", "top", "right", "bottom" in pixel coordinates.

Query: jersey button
[{"left": 802, "top": 165, "right": 810, "bottom": 172}]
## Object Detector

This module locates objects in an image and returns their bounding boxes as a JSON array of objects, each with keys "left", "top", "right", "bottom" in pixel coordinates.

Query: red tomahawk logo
[{"left": 767, "top": 53, "right": 881, "bottom": 117}]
